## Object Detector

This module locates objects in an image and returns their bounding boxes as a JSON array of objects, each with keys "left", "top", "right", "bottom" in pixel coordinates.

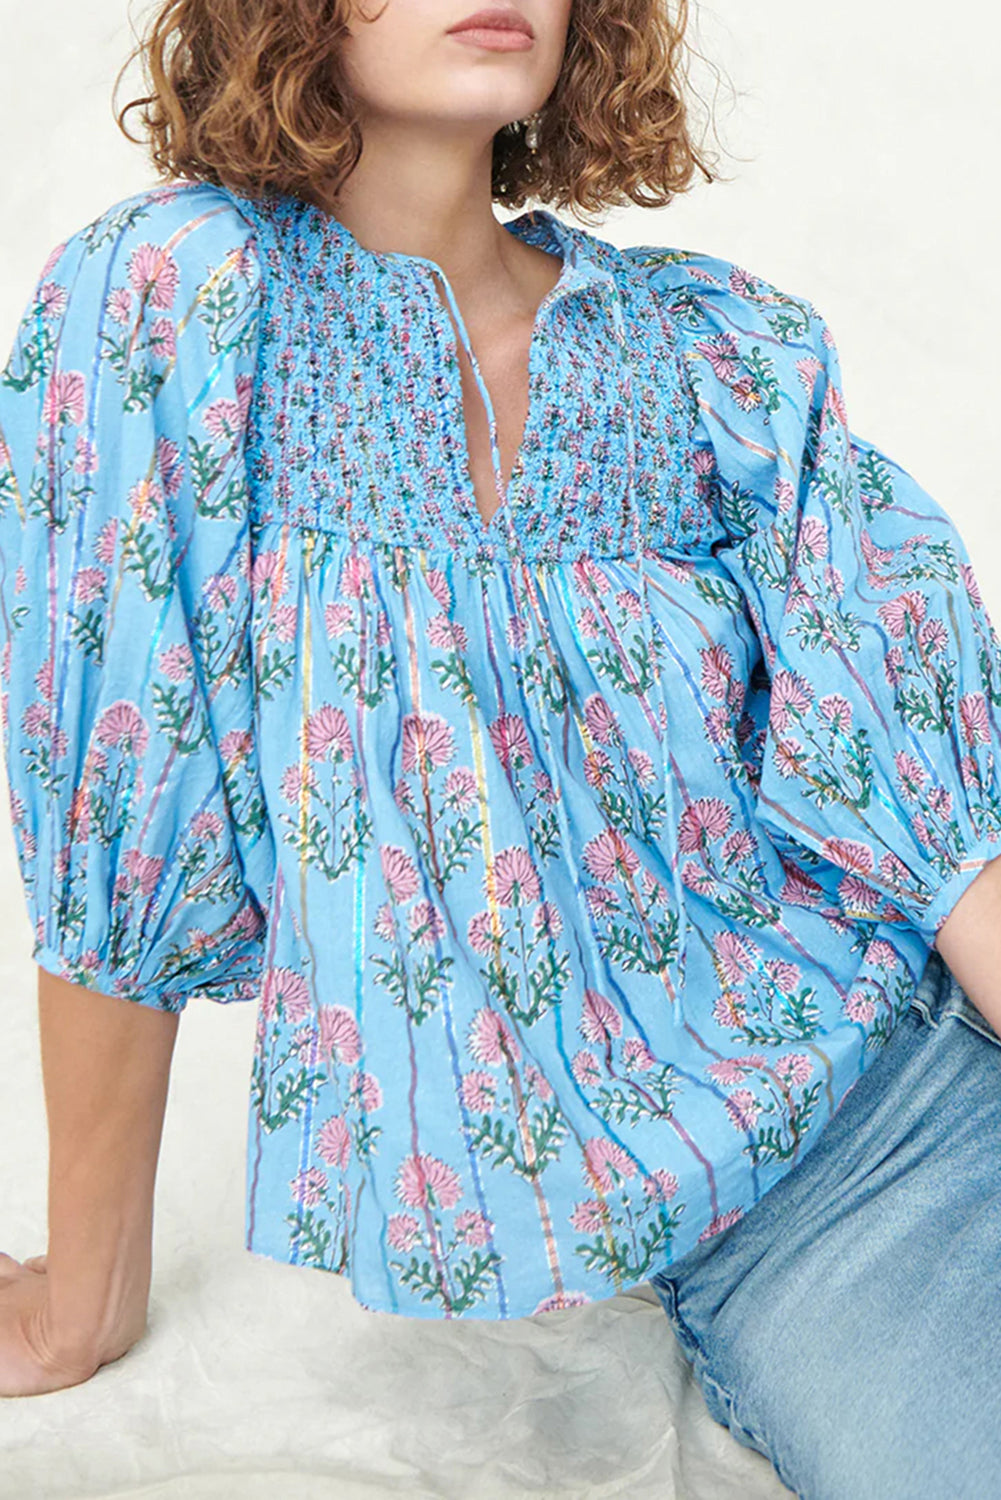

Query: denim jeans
[{"left": 649, "top": 946, "right": 1001, "bottom": 1500}]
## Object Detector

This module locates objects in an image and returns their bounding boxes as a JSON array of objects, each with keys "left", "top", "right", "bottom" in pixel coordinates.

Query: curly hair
[{"left": 114, "top": 0, "right": 726, "bottom": 219}]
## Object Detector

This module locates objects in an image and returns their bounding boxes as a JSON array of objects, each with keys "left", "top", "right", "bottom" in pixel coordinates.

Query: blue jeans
[{"left": 649, "top": 946, "right": 1001, "bottom": 1500}]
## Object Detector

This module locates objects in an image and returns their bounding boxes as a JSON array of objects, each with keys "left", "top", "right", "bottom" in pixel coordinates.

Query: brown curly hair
[{"left": 114, "top": 0, "right": 727, "bottom": 220}]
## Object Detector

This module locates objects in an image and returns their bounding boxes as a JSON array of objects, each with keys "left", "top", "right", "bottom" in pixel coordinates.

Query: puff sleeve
[
  {"left": 0, "top": 187, "right": 275, "bottom": 1011},
  {"left": 646, "top": 248, "right": 1001, "bottom": 949}
]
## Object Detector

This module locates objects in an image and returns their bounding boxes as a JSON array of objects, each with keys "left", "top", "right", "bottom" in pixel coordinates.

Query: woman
[{"left": 1, "top": 0, "right": 999, "bottom": 1489}]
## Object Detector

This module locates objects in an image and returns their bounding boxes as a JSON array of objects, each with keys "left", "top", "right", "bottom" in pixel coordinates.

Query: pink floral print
[{"left": 0, "top": 180, "right": 999, "bottom": 1320}]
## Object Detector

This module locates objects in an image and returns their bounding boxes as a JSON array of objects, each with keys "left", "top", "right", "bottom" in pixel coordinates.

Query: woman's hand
[
  {"left": 5, "top": 968, "right": 182, "bottom": 1400},
  {"left": 2, "top": 970, "right": 178, "bottom": 1397},
  {"left": 0, "top": 1251, "right": 146, "bottom": 1397}
]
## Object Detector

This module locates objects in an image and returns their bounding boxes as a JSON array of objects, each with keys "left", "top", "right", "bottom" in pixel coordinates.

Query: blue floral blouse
[{"left": 2, "top": 180, "right": 1000, "bottom": 1320}]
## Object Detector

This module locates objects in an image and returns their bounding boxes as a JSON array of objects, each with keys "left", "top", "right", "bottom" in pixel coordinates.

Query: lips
[{"left": 447, "top": 7, "right": 534, "bottom": 38}]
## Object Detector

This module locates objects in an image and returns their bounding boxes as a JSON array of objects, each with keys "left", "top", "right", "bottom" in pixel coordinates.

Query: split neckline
[
  {"left": 221, "top": 186, "right": 627, "bottom": 552},
  {"left": 222, "top": 185, "right": 616, "bottom": 296}
]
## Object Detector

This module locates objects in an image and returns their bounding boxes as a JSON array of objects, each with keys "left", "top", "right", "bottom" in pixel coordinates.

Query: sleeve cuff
[
  {"left": 918, "top": 836, "right": 1001, "bottom": 947},
  {"left": 30, "top": 941, "right": 188, "bottom": 1013}
]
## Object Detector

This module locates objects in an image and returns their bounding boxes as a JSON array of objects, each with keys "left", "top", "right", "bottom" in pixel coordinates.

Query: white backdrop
[{"left": 0, "top": 3, "right": 997, "bottom": 1495}]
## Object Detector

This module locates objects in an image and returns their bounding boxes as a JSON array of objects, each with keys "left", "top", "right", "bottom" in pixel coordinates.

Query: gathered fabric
[{"left": 0, "top": 180, "right": 999, "bottom": 1319}]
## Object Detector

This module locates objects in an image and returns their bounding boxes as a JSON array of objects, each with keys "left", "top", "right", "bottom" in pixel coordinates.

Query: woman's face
[{"left": 340, "top": 0, "right": 572, "bottom": 144}]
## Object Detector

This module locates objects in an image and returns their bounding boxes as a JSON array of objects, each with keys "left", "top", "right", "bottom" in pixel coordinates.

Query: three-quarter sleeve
[
  {"left": 0, "top": 188, "right": 275, "bottom": 1011},
  {"left": 646, "top": 248, "right": 1001, "bottom": 949}
]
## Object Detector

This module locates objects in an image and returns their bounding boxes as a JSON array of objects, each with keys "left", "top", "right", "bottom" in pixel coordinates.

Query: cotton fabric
[
  {"left": 650, "top": 944, "right": 1001, "bottom": 1499},
  {"left": 1, "top": 180, "right": 999, "bottom": 1319}
]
